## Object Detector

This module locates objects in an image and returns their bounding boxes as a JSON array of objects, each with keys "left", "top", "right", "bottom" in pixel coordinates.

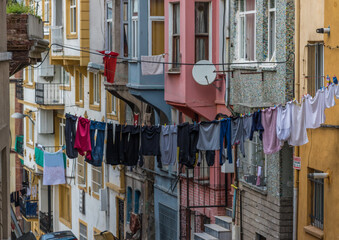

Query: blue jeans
[
  {"left": 87, "top": 121, "right": 106, "bottom": 167},
  {"left": 220, "top": 119, "right": 232, "bottom": 165}
]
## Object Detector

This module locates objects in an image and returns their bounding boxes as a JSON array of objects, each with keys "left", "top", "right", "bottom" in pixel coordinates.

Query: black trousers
[{"left": 65, "top": 114, "right": 78, "bottom": 159}]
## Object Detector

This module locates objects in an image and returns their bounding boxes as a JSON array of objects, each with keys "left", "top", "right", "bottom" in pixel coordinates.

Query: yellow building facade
[{"left": 296, "top": 0, "right": 339, "bottom": 239}]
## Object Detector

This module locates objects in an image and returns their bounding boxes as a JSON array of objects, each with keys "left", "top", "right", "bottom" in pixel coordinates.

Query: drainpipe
[
  {"left": 293, "top": 0, "right": 301, "bottom": 239},
  {"left": 226, "top": 0, "right": 231, "bottom": 106}
]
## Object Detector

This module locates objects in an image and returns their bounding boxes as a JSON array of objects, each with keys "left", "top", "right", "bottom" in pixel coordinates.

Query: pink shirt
[
  {"left": 74, "top": 117, "right": 92, "bottom": 158},
  {"left": 261, "top": 107, "right": 281, "bottom": 154}
]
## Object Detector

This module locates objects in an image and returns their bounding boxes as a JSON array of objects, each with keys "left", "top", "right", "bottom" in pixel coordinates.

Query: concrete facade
[{"left": 230, "top": 0, "right": 294, "bottom": 239}]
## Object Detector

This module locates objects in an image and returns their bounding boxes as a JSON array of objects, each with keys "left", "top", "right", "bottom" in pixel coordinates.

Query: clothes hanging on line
[
  {"left": 304, "top": 90, "right": 326, "bottom": 129},
  {"left": 74, "top": 117, "right": 92, "bottom": 157},
  {"left": 86, "top": 121, "right": 106, "bottom": 167},
  {"left": 160, "top": 125, "right": 177, "bottom": 166},
  {"left": 177, "top": 123, "right": 199, "bottom": 168},
  {"left": 220, "top": 119, "right": 232, "bottom": 165},
  {"left": 325, "top": 84, "right": 336, "bottom": 108},
  {"left": 198, "top": 150, "right": 215, "bottom": 167},
  {"left": 231, "top": 118, "right": 245, "bottom": 157},
  {"left": 197, "top": 121, "right": 220, "bottom": 151},
  {"left": 106, "top": 123, "right": 121, "bottom": 165},
  {"left": 288, "top": 102, "right": 308, "bottom": 146},
  {"left": 141, "top": 55, "right": 164, "bottom": 76},
  {"left": 98, "top": 51, "right": 119, "bottom": 83},
  {"left": 250, "top": 111, "right": 264, "bottom": 141},
  {"left": 65, "top": 113, "right": 78, "bottom": 159},
  {"left": 141, "top": 125, "right": 162, "bottom": 168},
  {"left": 276, "top": 103, "right": 292, "bottom": 143},
  {"left": 120, "top": 125, "right": 141, "bottom": 166},
  {"left": 261, "top": 107, "right": 281, "bottom": 154},
  {"left": 43, "top": 150, "right": 66, "bottom": 186}
]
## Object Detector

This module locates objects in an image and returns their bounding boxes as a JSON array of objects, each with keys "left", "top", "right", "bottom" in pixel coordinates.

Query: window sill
[
  {"left": 66, "top": 33, "right": 78, "bottom": 40},
  {"left": 92, "top": 192, "right": 100, "bottom": 200},
  {"left": 59, "top": 217, "right": 72, "bottom": 229},
  {"left": 166, "top": 69, "right": 181, "bottom": 75},
  {"left": 78, "top": 185, "right": 87, "bottom": 193},
  {"left": 240, "top": 179, "right": 267, "bottom": 195},
  {"left": 107, "top": 113, "right": 118, "bottom": 120},
  {"left": 75, "top": 101, "right": 84, "bottom": 108},
  {"left": 26, "top": 143, "right": 34, "bottom": 149},
  {"left": 304, "top": 225, "right": 324, "bottom": 239},
  {"left": 59, "top": 85, "right": 71, "bottom": 91},
  {"left": 129, "top": 59, "right": 138, "bottom": 63},
  {"left": 89, "top": 104, "right": 101, "bottom": 112},
  {"left": 23, "top": 83, "right": 35, "bottom": 89}
]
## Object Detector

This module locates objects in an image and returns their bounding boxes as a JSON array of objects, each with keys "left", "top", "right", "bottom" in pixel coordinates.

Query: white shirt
[
  {"left": 288, "top": 102, "right": 309, "bottom": 146},
  {"left": 325, "top": 84, "right": 336, "bottom": 109},
  {"left": 276, "top": 103, "right": 292, "bottom": 142},
  {"left": 304, "top": 90, "right": 325, "bottom": 129}
]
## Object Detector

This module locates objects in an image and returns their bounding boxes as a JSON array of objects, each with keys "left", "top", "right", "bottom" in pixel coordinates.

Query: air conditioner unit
[
  {"left": 37, "top": 109, "right": 54, "bottom": 134},
  {"left": 79, "top": 189, "right": 85, "bottom": 215},
  {"left": 100, "top": 188, "right": 108, "bottom": 212}
]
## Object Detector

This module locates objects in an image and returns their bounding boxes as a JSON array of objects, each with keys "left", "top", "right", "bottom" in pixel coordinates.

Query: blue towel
[{"left": 43, "top": 150, "right": 66, "bottom": 185}]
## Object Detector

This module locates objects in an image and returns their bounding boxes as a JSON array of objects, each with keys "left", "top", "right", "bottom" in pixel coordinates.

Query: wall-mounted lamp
[
  {"left": 316, "top": 26, "right": 330, "bottom": 34},
  {"left": 308, "top": 172, "right": 329, "bottom": 179},
  {"left": 11, "top": 112, "right": 35, "bottom": 125}
]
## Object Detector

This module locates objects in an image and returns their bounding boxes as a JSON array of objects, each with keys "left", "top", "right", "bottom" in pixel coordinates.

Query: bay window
[
  {"left": 172, "top": 3, "right": 180, "bottom": 69},
  {"left": 149, "top": 0, "right": 164, "bottom": 55},
  {"left": 239, "top": 0, "right": 256, "bottom": 61},
  {"left": 131, "top": 0, "right": 139, "bottom": 58},
  {"left": 195, "top": 2, "right": 210, "bottom": 62},
  {"left": 268, "top": 0, "right": 276, "bottom": 61},
  {"left": 107, "top": 1, "right": 113, "bottom": 51}
]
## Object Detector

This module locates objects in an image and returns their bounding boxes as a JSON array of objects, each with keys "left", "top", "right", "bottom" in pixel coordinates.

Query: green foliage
[{"left": 6, "top": 0, "right": 34, "bottom": 15}]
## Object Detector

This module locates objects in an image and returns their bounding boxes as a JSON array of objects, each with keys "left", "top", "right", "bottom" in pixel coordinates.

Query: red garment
[
  {"left": 98, "top": 51, "right": 119, "bottom": 83},
  {"left": 74, "top": 117, "right": 92, "bottom": 158}
]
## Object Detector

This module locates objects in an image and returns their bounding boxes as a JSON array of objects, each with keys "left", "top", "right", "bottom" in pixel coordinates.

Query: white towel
[{"left": 141, "top": 55, "right": 164, "bottom": 75}]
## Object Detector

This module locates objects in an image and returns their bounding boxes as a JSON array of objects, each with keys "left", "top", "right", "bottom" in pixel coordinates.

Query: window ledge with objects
[
  {"left": 304, "top": 225, "right": 324, "bottom": 239},
  {"left": 231, "top": 62, "right": 277, "bottom": 72},
  {"left": 240, "top": 179, "right": 267, "bottom": 195}
]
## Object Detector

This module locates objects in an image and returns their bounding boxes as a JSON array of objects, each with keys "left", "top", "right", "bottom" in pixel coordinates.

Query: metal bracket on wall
[
  {"left": 240, "top": 71, "right": 264, "bottom": 81},
  {"left": 214, "top": 70, "right": 234, "bottom": 78}
]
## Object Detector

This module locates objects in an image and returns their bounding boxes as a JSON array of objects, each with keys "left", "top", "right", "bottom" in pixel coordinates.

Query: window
[
  {"left": 59, "top": 184, "right": 72, "bottom": 228},
  {"left": 122, "top": 0, "right": 129, "bottom": 57},
  {"left": 268, "top": 0, "right": 276, "bottom": 61},
  {"left": 172, "top": 3, "right": 180, "bottom": 69},
  {"left": 239, "top": 0, "right": 256, "bottom": 61},
  {"left": 195, "top": 2, "right": 210, "bottom": 62},
  {"left": 127, "top": 187, "right": 132, "bottom": 222},
  {"left": 62, "top": 68, "right": 70, "bottom": 86},
  {"left": 26, "top": 66, "right": 34, "bottom": 85},
  {"left": 92, "top": 165, "right": 103, "bottom": 197},
  {"left": 106, "top": 91, "right": 118, "bottom": 120},
  {"left": 149, "top": 0, "right": 164, "bottom": 55},
  {"left": 131, "top": 0, "right": 139, "bottom": 58},
  {"left": 159, "top": 203, "right": 178, "bottom": 240},
  {"left": 25, "top": 111, "right": 35, "bottom": 149},
  {"left": 75, "top": 70, "right": 84, "bottom": 107},
  {"left": 307, "top": 43, "right": 324, "bottom": 96},
  {"left": 256, "top": 233, "right": 267, "bottom": 240},
  {"left": 309, "top": 170, "right": 324, "bottom": 230},
  {"left": 77, "top": 155, "right": 87, "bottom": 187},
  {"left": 79, "top": 220, "right": 88, "bottom": 240},
  {"left": 59, "top": 118, "right": 65, "bottom": 146},
  {"left": 43, "top": 0, "right": 50, "bottom": 24},
  {"left": 240, "top": 132, "right": 266, "bottom": 189},
  {"left": 89, "top": 73, "right": 101, "bottom": 111},
  {"left": 196, "top": 151, "right": 210, "bottom": 184},
  {"left": 107, "top": 1, "right": 113, "bottom": 51},
  {"left": 66, "top": 0, "right": 77, "bottom": 38},
  {"left": 134, "top": 190, "right": 141, "bottom": 214}
]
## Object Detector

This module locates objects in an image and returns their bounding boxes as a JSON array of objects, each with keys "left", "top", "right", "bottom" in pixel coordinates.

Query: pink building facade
[{"left": 164, "top": 0, "right": 231, "bottom": 121}]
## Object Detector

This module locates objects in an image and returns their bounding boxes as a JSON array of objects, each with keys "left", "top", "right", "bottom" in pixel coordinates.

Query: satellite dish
[{"left": 192, "top": 60, "right": 217, "bottom": 86}]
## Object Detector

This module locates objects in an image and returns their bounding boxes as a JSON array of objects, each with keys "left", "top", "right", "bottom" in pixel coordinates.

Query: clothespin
[
  {"left": 125, "top": 122, "right": 127, "bottom": 126},
  {"left": 101, "top": 116, "right": 105, "bottom": 122},
  {"left": 164, "top": 123, "right": 166, "bottom": 127}
]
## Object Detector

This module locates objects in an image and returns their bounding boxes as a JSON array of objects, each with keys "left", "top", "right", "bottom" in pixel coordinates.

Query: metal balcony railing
[
  {"left": 35, "top": 83, "right": 64, "bottom": 105},
  {"left": 14, "top": 135, "right": 24, "bottom": 156},
  {"left": 19, "top": 196, "right": 38, "bottom": 220},
  {"left": 51, "top": 26, "right": 63, "bottom": 52},
  {"left": 40, "top": 211, "right": 53, "bottom": 233},
  {"left": 16, "top": 83, "right": 24, "bottom": 100}
]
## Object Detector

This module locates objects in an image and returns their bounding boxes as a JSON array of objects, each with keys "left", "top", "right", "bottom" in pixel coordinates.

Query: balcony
[
  {"left": 35, "top": 83, "right": 64, "bottom": 105},
  {"left": 16, "top": 82, "right": 24, "bottom": 100},
  {"left": 7, "top": 14, "right": 49, "bottom": 76},
  {"left": 14, "top": 135, "right": 24, "bottom": 156},
  {"left": 51, "top": 26, "right": 63, "bottom": 53},
  {"left": 40, "top": 211, "right": 53, "bottom": 233},
  {"left": 19, "top": 196, "right": 38, "bottom": 221}
]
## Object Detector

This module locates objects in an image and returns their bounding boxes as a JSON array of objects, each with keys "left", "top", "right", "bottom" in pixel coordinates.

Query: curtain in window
[
  {"left": 195, "top": 3, "right": 209, "bottom": 62},
  {"left": 246, "top": 13, "right": 255, "bottom": 61},
  {"left": 152, "top": 21, "right": 164, "bottom": 55},
  {"left": 150, "top": 0, "right": 164, "bottom": 16}
]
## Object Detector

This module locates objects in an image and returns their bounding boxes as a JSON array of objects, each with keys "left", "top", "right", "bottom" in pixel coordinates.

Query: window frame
[
  {"left": 126, "top": 186, "right": 132, "bottom": 223},
  {"left": 134, "top": 190, "right": 141, "bottom": 214},
  {"left": 25, "top": 110, "right": 35, "bottom": 149},
  {"left": 121, "top": 0, "right": 129, "bottom": 58},
  {"left": 75, "top": 70, "right": 84, "bottom": 108},
  {"left": 66, "top": 0, "right": 78, "bottom": 39},
  {"left": 43, "top": 0, "right": 50, "bottom": 25},
  {"left": 91, "top": 163, "right": 103, "bottom": 199},
  {"left": 59, "top": 184, "right": 72, "bottom": 228},
  {"left": 89, "top": 73, "right": 101, "bottom": 111},
  {"left": 131, "top": 0, "right": 139, "bottom": 59},
  {"left": 309, "top": 170, "right": 324, "bottom": 230},
  {"left": 238, "top": 0, "right": 256, "bottom": 61},
  {"left": 307, "top": 42, "right": 324, "bottom": 96},
  {"left": 106, "top": 1, "right": 113, "bottom": 51},
  {"left": 24, "top": 67, "right": 36, "bottom": 89},
  {"left": 106, "top": 91, "right": 119, "bottom": 120},
  {"left": 169, "top": 3, "right": 180, "bottom": 71},
  {"left": 79, "top": 219, "right": 88, "bottom": 240},
  {"left": 148, "top": 0, "right": 165, "bottom": 56},
  {"left": 77, "top": 155, "right": 87, "bottom": 191},
  {"left": 194, "top": 2, "right": 212, "bottom": 63},
  {"left": 268, "top": 0, "right": 276, "bottom": 61},
  {"left": 59, "top": 118, "right": 66, "bottom": 146}
]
